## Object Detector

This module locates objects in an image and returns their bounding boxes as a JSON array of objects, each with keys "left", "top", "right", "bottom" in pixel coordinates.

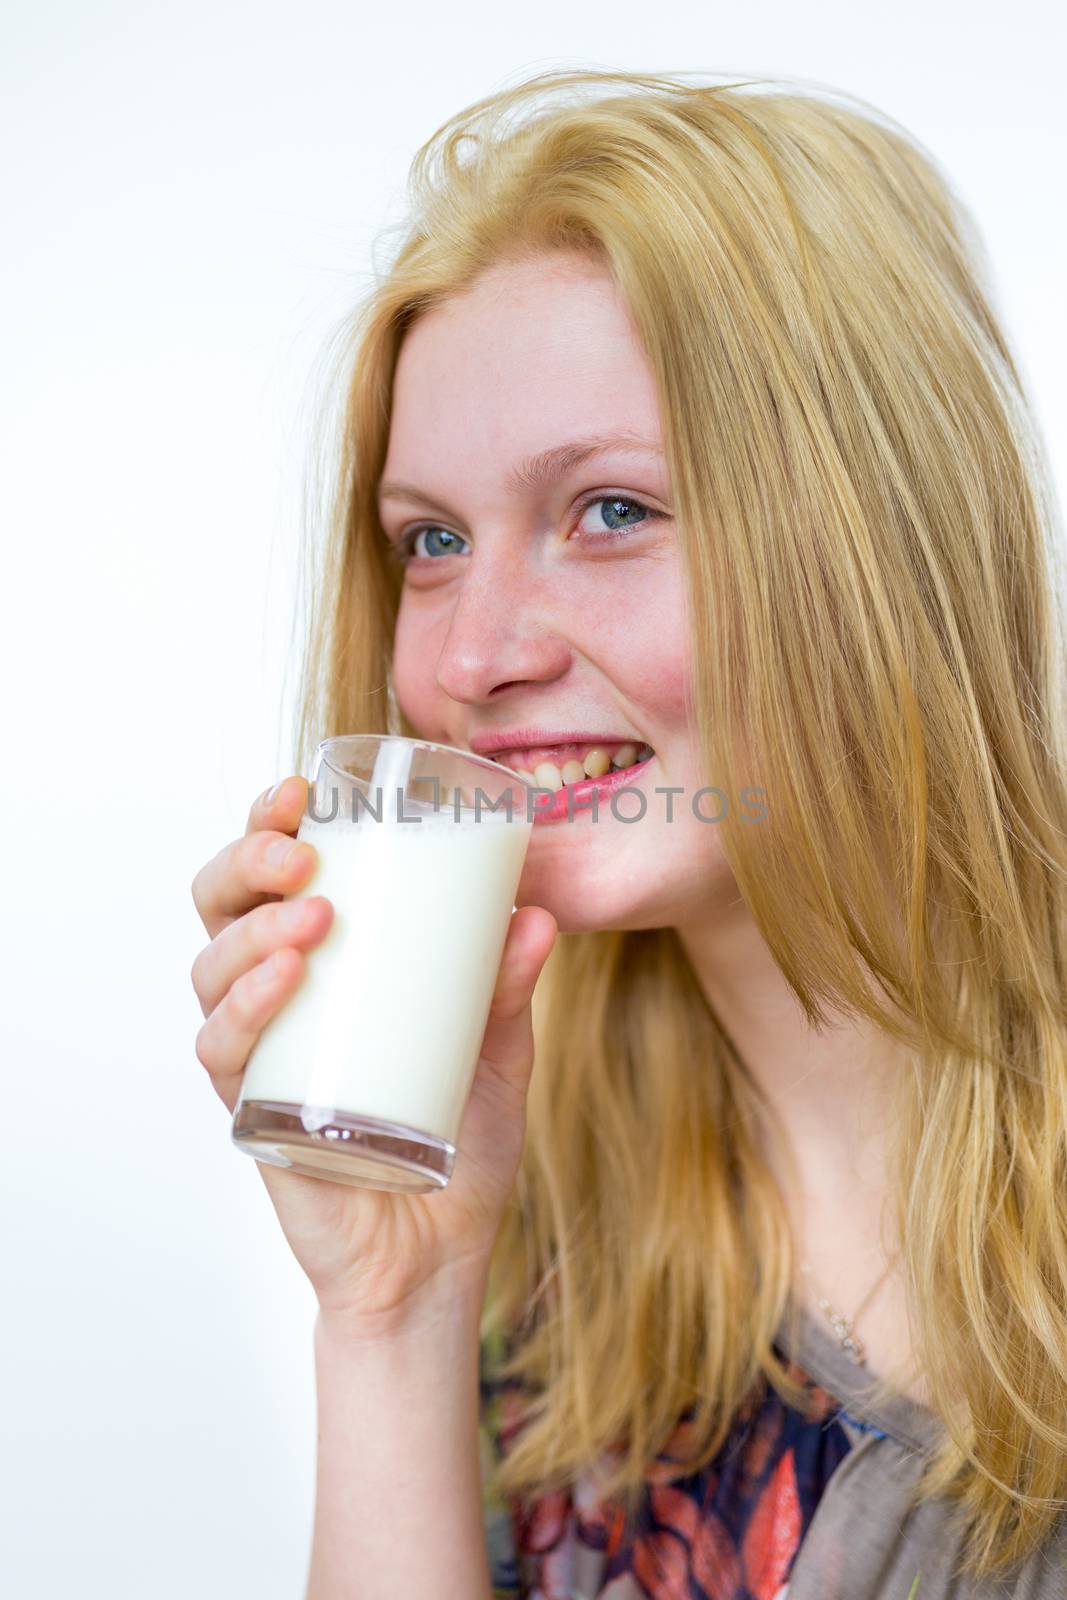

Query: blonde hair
[{"left": 291, "top": 68, "right": 1067, "bottom": 1580}]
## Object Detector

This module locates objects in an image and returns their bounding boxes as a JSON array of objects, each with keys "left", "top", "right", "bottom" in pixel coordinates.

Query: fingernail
[
  {"left": 264, "top": 779, "right": 285, "bottom": 806},
  {"left": 268, "top": 837, "right": 297, "bottom": 867}
]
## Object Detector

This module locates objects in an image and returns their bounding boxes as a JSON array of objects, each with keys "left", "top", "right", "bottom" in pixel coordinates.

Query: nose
[{"left": 433, "top": 549, "right": 572, "bottom": 704}]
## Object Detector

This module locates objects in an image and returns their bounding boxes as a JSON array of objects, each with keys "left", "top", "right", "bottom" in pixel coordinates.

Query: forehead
[{"left": 383, "top": 254, "right": 664, "bottom": 477}]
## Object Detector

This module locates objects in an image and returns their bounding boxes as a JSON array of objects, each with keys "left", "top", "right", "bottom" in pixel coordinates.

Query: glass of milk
[{"left": 231, "top": 735, "right": 534, "bottom": 1193}]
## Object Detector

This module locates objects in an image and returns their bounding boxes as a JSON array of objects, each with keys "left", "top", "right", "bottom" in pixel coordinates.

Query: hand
[{"left": 190, "top": 776, "right": 557, "bottom": 1337}]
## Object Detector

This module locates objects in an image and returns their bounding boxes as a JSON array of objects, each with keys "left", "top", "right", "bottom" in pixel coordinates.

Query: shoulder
[{"left": 783, "top": 1425, "right": 1067, "bottom": 1599}]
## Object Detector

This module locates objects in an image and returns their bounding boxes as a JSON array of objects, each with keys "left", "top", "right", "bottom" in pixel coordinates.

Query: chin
[{"left": 515, "top": 860, "right": 666, "bottom": 935}]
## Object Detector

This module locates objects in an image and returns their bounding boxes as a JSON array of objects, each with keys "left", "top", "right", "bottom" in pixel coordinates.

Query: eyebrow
[{"left": 376, "top": 433, "right": 664, "bottom": 518}]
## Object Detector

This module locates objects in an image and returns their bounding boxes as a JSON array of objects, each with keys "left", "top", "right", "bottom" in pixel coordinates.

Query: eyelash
[{"left": 388, "top": 493, "right": 667, "bottom": 564}]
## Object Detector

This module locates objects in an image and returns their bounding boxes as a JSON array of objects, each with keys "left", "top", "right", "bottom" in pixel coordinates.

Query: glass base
[{"left": 231, "top": 1100, "right": 455, "bottom": 1193}]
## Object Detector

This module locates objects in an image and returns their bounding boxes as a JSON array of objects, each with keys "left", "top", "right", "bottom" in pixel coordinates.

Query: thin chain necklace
[{"left": 798, "top": 1254, "right": 899, "bottom": 1366}]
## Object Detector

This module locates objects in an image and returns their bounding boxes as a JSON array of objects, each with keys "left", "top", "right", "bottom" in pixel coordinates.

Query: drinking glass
[{"left": 231, "top": 735, "right": 533, "bottom": 1192}]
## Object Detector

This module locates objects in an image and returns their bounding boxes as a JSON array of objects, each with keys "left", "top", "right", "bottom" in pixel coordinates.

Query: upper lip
[{"left": 467, "top": 729, "right": 644, "bottom": 757}]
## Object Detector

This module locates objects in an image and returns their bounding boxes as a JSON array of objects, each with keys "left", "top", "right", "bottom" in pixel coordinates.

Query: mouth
[
  {"left": 480, "top": 739, "right": 655, "bottom": 827},
  {"left": 485, "top": 739, "right": 655, "bottom": 792}
]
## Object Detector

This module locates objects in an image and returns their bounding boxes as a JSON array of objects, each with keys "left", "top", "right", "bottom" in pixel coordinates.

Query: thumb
[{"left": 477, "top": 905, "right": 557, "bottom": 1093}]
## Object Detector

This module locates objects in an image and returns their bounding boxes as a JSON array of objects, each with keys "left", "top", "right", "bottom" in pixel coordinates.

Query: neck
[
  {"left": 673, "top": 898, "right": 907, "bottom": 1234},
  {"left": 674, "top": 897, "right": 930, "bottom": 1400}
]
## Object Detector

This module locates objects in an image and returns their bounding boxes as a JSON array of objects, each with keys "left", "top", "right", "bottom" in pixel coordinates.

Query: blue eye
[
  {"left": 401, "top": 526, "right": 469, "bottom": 560},
  {"left": 391, "top": 494, "right": 666, "bottom": 564},
  {"left": 576, "top": 495, "right": 661, "bottom": 536}
]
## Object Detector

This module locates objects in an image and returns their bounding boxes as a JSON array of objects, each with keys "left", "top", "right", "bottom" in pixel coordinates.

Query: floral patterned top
[
  {"left": 477, "top": 1311, "right": 874, "bottom": 1600},
  {"left": 478, "top": 1295, "right": 1067, "bottom": 1598}
]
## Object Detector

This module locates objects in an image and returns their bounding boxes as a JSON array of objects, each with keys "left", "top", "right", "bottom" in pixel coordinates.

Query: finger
[
  {"left": 477, "top": 906, "right": 557, "bottom": 1087},
  {"left": 194, "top": 946, "right": 307, "bottom": 1115},
  {"left": 190, "top": 775, "right": 312, "bottom": 937},
  {"left": 244, "top": 774, "right": 309, "bottom": 837},
  {"left": 191, "top": 828, "right": 319, "bottom": 939},
  {"left": 191, "top": 893, "right": 334, "bottom": 1017}
]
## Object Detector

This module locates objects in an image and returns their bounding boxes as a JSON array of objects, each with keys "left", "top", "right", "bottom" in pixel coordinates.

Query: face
[{"left": 378, "top": 250, "right": 739, "bottom": 934}]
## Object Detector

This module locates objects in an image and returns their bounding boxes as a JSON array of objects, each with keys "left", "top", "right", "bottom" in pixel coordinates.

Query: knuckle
[
  {"left": 251, "top": 829, "right": 284, "bottom": 874},
  {"left": 194, "top": 1028, "right": 214, "bottom": 1072},
  {"left": 230, "top": 965, "right": 268, "bottom": 1029},
  {"left": 189, "top": 944, "right": 210, "bottom": 997},
  {"left": 268, "top": 898, "right": 304, "bottom": 937}
]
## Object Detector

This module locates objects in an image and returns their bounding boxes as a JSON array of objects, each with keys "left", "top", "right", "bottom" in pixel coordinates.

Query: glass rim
[{"left": 314, "top": 733, "right": 532, "bottom": 789}]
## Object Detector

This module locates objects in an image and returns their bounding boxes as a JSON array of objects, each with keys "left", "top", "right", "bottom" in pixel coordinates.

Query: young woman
[{"left": 189, "top": 69, "right": 1067, "bottom": 1598}]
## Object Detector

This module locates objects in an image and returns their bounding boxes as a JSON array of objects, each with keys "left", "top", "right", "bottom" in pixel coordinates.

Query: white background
[{"left": 2, "top": 2, "right": 1063, "bottom": 1594}]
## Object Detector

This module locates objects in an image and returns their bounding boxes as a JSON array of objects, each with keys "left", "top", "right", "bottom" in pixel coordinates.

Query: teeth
[
  {"left": 507, "top": 744, "right": 655, "bottom": 792},
  {"left": 533, "top": 761, "right": 563, "bottom": 791}
]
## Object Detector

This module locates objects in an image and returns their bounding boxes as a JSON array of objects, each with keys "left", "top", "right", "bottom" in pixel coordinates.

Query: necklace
[{"left": 798, "top": 1255, "right": 899, "bottom": 1366}]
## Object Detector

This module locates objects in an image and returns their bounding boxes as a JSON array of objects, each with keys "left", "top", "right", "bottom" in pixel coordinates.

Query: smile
[
  {"left": 500, "top": 743, "right": 656, "bottom": 826},
  {"left": 491, "top": 739, "right": 655, "bottom": 791}
]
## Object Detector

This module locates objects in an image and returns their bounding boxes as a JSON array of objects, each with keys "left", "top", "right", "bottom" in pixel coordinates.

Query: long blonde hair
[{"left": 290, "top": 68, "right": 1067, "bottom": 1580}]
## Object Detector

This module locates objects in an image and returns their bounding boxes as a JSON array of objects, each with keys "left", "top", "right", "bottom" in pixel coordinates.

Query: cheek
[
  {"left": 391, "top": 604, "right": 444, "bottom": 737},
  {"left": 606, "top": 606, "right": 692, "bottom": 731},
  {"left": 639, "top": 647, "right": 691, "bottom": 728}
]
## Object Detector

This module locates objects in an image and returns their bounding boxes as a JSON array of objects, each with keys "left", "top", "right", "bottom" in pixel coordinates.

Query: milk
[{"left": 235, "top": 799, "right": 532, "bottom": 1152}]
